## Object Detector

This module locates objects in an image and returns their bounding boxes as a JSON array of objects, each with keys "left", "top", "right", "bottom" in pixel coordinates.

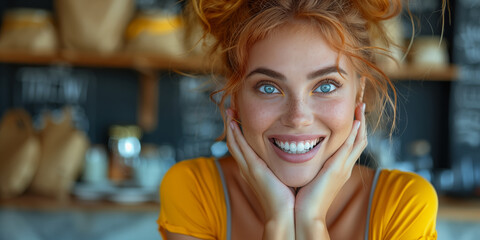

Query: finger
[
  {"left": 226, "top": 110, "right": 248, "bottom": 171},
  {"left": 357, "top": 103, "right": 366, "bottom": 140},
  {"left": 229, "top": 114, "right": 267, "bottom": 172},
  {"left": 341, "top": 119, "right": 361, "bottom": 162},
  {"left": 322, "top": 119, "right": 361, "bottom": 171},
  {"left": 348, "top": 139, "right": 367, "bottom": 166},
  {"left": 347, "top": 103, "right": 367, "bottom": 166}
]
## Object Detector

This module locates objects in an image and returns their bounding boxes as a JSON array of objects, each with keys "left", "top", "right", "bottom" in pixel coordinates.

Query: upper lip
[{"left": 268, "top": 134, "right": 325, "bottom": 142}]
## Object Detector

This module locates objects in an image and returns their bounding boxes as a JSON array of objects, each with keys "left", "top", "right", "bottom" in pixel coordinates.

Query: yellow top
[{"left": 157, "top": 157, "right": 438, "bottom": 240}]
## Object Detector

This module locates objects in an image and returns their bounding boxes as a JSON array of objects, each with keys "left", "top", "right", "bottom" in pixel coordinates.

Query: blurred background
[{"left": 0, "top": 0, "right": 479, "bottom": 239}]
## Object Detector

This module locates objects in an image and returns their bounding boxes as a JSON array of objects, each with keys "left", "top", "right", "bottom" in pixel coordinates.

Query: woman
[{"left": 158, "top": 0, "right": 438, "bottom": 239}]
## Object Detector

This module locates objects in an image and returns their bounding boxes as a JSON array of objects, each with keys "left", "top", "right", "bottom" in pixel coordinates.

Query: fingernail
[
  {"left": 362, "top": 103, "right": 366, "bottom": 114},
  {"left": 355, "top": 120, "right": 361, "bottom": 130},
  {"left": 229, "top": 120, "right": 235, "bottom": 130}
]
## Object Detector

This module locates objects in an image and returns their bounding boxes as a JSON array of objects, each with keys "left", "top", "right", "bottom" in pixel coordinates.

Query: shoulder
[
  {"left": 377, "top": 169, "right": 438, "bottom": 205},
  {"left": 160, "top": 157, "right": 220, "bottom": 193},
  {"left": 163, "top": 157, "right": 217, "bottom": 177},
  {"left": 158, "top": 157, "right": 226, "bottom": 240},
  {"left": 370, "top": 169, "right": 438, "bottom": 239}
]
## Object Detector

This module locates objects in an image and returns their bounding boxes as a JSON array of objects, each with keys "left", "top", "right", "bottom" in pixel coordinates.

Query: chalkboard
[
  {"left": 400, "top": 0, "right": 445, "bottom": 38},
  {"left": 449, "top": 0, "right": 480, "bottom": 195},
  {"left": 453, "top": 6, "right": 480, "bottom": 65},
  {"left": 13, "top": 66, "right": 94, "bottom": 134},
  {"left": 0, "top": 65, "right": 147, "bottom": 145},
  {"left": 175, "top": 76, "right": 224, "bottom": 161}
]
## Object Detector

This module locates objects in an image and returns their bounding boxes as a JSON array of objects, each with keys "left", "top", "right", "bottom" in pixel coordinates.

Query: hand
[
  {"left": 226, "top": 109, "right": 295, "bottom": 221},
  {"left": 295, "top": 103, "right": 367, "bottom": 226}
]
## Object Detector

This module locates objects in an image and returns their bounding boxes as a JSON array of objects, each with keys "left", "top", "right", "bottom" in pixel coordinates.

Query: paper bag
[
  {"left": 29, "top": 108, "right": 90, "bottom": 200},
  {"left": 55, "top": 0, "right": 134, "bottom": 53},
  {"left": 0, "top": 8, "right": 58, "bottom": 53},
  {"left": 125, "top": 11, "right": 185, "bottom": 57},
  {"left": 0, "top": 109, "right": 40, "bottom": 199}
]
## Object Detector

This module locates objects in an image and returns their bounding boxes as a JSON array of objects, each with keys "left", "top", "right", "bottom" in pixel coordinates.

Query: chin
[{"left": 276, "top": 169, "right": 317, "bottom": 188}]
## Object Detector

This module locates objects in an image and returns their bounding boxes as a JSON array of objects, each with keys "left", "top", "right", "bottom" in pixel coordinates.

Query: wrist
[
  {"left": 295, "top": 218, "right": 329, "bottom": 240},
  {"left": 263, "top": 212, "right": 295, "bottom": 240},
  {"left": 295, "top": 206, "right": 326, "bottom": 223}
]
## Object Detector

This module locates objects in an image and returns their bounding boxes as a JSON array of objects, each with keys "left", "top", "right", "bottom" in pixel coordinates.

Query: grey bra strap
[
  {"left": 214, "top": 159, "right": 232, "bottom": 240},
  {"left": 364, "top": 168, "right": 382, "bottom": 240}
]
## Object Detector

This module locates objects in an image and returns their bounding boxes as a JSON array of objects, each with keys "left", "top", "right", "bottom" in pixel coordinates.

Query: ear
[{"left": 358, "top": 76, "right": 366, "bottom": 103}]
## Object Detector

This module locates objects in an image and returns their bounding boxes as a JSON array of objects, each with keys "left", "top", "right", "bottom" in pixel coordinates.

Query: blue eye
[
  {"left": 259, "top": 84, "right": 280, "bottom": 94},
  {"left": 314, "top": 83, "right": 337, "bottom": 93}
]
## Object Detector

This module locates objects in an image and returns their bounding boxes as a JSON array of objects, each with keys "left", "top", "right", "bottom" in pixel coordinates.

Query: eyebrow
[
  {"left": 307, "top": 66, "right": 347, "bottom": 79},
  {"left": 246, "top": 65, "right": 347, "bottom": 81},
  {"left": 246, "top": 68, "right": 286, "bottom": 81}
]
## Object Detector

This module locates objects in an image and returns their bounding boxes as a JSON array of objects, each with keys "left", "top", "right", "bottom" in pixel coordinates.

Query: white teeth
[
  {"left": 297, "top": 142, "right": 305, "bottom": 152},
  {"left": 290, "top": 142, "right": 297, "bottom": 152},
  {"left": 274, "top": 138, "right": 320, "bottom": 154}
]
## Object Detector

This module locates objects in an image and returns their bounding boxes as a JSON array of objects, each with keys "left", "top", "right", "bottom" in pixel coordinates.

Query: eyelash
[
  {"left": 312, "top": 79, "right": 342, "bottom": 95},
  {"left": 256, "top": 80, "right": 282, "bottom": 95},
  {"left": 255, "top": 79, "right": 342, "bottom": 95}
]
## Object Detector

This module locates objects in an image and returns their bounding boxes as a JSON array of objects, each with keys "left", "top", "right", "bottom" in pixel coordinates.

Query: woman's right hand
[{"left": 226, "top": 109, "right": 295, "bottom": 240}]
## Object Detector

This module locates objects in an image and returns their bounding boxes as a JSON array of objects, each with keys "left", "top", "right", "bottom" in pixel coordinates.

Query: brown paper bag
[
  {"left": 29, "top": 108, "right": 89, "bottom": 200},
  {"left": 0, "top": 109, "right": 41, "bottom": 199},
  {"left": 125, "top": 12, "right": 185, "bottom": 57},
  {"left": 0, "top": 8, "right": 58, "bottom": 53},
  {"left": 183, "top": 10, "right": 216, "bottom": 58},
  {"left": 55, "top": 0, "right": 134, "bottom": 53},
  {"left": 372, "top": 17, "right": 405, "bottom": 71}
]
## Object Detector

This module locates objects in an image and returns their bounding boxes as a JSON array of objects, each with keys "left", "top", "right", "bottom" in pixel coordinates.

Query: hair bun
[
  {"left": 353, "top": 0, "right": 402, "bottom": 22},
  {"left": 187, "top": 0, "right": 248, "bottom": 44}
]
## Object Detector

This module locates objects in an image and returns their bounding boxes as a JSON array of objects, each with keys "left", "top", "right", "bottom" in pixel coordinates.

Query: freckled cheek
[
  {"left": 237, "top": 98, "right": 282, "bottom": 144},
  {"left": 313, "top": 99, "right": 355, "bottom": 133}
]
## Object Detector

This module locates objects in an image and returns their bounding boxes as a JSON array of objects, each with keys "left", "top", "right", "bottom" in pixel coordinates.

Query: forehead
[{"left": 246, "top": 21, "right": 353, "bottom": 76}]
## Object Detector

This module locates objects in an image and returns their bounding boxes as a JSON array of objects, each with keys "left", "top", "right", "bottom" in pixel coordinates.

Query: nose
[{"left": 280, "top": 96, "right": 314, "bottom": 128}]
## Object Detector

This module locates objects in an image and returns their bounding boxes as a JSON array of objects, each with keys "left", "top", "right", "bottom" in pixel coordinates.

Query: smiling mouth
[{"left": 271, "top": 137, "right": 324, "bottom": 154}]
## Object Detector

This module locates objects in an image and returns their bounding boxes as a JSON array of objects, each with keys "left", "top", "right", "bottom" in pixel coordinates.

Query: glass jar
[{"left": 108, "top": 125, "right": 142, "bottom": 183}]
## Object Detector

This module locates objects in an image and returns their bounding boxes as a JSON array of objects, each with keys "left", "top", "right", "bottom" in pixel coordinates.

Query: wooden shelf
[
  {"left": 386, "top": 64, "right": 458, "bottom": 81},
  {"left": 0, "top": 50, "right": 214, "bottom": 73},
  {"left": 0, "top": 50, "right": 457, "bottom": 81}
]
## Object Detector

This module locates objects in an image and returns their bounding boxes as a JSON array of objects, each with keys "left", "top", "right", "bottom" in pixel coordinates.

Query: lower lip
[{"left": 270, "top": 140, "right": 322, "bottom": 164}]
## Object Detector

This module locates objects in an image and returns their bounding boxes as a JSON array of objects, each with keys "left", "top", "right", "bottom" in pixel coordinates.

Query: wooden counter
[
  {"left": 0, "top": 193, "right": 159, "bottom": 212},
  {"left": 2, "top": 194, "right": 479, "bottom": 221},
  {"left": 438, "top": 196, "right": 480, "bottom": 222}
]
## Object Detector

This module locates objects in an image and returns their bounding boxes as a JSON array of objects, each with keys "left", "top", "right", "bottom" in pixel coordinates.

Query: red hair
[{"left": 187, "top": 0, "right": 404, "bottom": 139}]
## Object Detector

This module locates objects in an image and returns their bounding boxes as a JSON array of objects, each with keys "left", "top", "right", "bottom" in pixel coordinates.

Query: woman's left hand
[{"left": 294, "top": 103, "right": 367, "bottom": 237}]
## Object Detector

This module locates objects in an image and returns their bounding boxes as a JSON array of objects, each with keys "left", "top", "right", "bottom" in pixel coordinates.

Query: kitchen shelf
[
  {"left": 0, "top": 50, "right": 457, "bottom": 81},
  {"left": 0, "top": 49, "right": 214, "bottom": 73},
  {"left": 386, "top": 64, "right": 458, "bottom": 81}
]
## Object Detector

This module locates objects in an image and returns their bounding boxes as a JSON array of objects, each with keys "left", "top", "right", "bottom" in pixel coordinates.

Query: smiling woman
[
  {"left": 235, "top": 25, "right": 359, "bottom": 188},
  {"left": 157, "top": 0, "right": 439, "bottom": 240}
]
